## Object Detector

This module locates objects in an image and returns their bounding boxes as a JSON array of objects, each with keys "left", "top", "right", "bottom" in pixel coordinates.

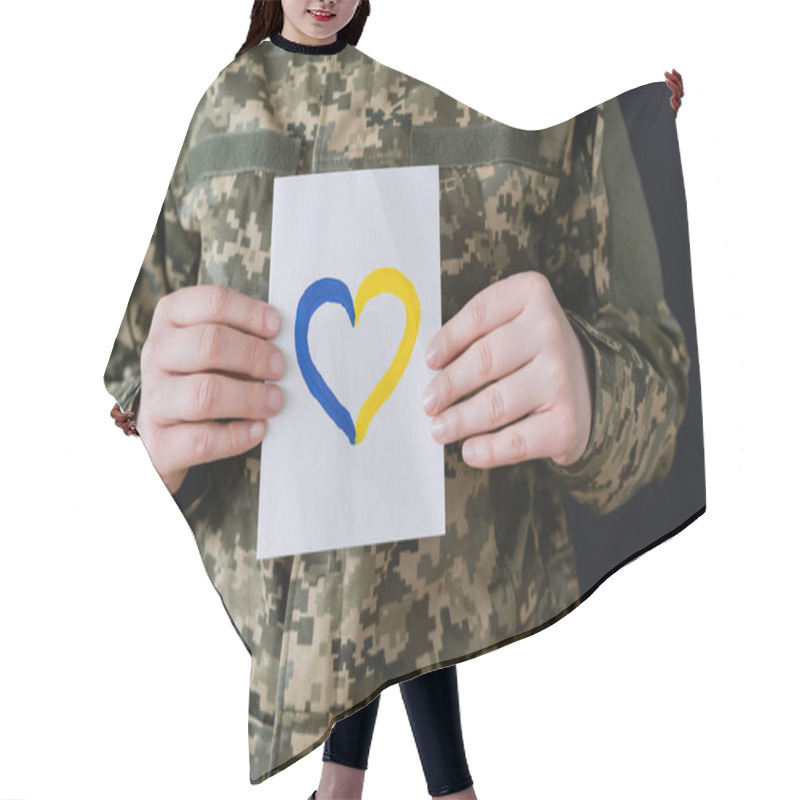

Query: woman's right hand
[{"left": 137, "top": 285, "right": 285, "bottom": 495}]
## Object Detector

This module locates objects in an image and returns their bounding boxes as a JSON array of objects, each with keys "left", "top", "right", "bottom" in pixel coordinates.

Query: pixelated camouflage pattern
[{"left": 103, "top": 40, "right": 691, "bottom": 783}]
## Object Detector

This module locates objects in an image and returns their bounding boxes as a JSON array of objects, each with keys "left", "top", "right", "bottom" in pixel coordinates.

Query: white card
[{"left": 257, "top": 166, "right": 445, "bottom": 559}]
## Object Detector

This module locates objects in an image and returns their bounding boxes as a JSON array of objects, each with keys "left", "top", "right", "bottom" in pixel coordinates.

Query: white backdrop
[{"left": 1, "top": 1, "right": 796, "bottom": 798}]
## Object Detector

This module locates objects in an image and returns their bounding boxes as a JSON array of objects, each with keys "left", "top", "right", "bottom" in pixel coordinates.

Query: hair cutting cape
[{"left": 104, "top": 37, "right": 705, "bottom": 784}]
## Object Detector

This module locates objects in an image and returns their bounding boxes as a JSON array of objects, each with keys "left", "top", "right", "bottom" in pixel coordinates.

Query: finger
[
  {"left": 425, "top": 272, "right": 539, "bottom": 370},
  {"left": 157, "top": 285, "right": 280, "bottom": 340},
  {"left": 422, "top": 312, "right": 537, "bottom": 417},
  {"left": 665, "top": 78, "right": 680, "bottom": 99},
  {"left": 459, "top": 409, "right": 565, "bottom": 469},
  {"left": 157, "top": 372, "right": 282, "bottom": 424},
  {"left": 428, "top": 353, "right": 553, "bottom": 446},
  {"left": 154, "top": 419, "right": 268, "bottom": 475},
  {"left": 666, "top": 78, "right": 682, "bottom": 98},
  {"left": 154, "top": 324, "right": 285, "bottom": 380},
  {"left": 665, "top": 70, "right": 684, "bottom": 95}
]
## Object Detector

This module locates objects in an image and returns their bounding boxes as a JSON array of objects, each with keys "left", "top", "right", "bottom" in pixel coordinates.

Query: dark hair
[{"left": 236, "top": 1, "right": 371, "bottom": 59}]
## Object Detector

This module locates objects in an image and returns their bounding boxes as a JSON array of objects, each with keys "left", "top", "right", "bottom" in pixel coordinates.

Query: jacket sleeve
[
  {"left": 538, "top": 100, "right": 691, "bottom": 515},
  {"left": 103, "top": 111, "right": 210, "bottom": 514}
]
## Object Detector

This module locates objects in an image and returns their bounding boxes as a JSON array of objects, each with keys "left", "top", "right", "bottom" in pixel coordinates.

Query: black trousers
[{"left": 323, "top": 664, "right": 473, "bottom": 797}]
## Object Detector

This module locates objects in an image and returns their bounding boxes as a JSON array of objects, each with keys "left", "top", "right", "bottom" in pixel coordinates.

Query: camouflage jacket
[{"left": 104, "top": 37, "right": 690, "bottom": 783}]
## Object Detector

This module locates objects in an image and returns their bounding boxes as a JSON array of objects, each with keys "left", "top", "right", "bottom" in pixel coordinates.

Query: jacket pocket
[
  {"left": 187, "top": 129, "right": 301, "bottom": 186},
  {"left": 410, "top": 121, "right": 568, "bottom": 312},
  {"left": 410, "top": 120, "right": 568, "bottom": 175},
  {"left": 184, "top": 130, "right": 302, "bottom": 298}
]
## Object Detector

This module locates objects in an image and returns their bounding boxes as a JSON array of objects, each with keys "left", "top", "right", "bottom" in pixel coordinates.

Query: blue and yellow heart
[{"left": 295, "top": 267, "right": 421, "bottom": 445}]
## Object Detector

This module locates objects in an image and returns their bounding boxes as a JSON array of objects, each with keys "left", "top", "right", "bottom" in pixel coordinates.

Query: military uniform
[{"left": 104, "top": 33, "right": 690, "bottom": 783}]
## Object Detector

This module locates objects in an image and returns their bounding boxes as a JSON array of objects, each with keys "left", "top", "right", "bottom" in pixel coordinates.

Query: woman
[
  {"left": 105, "top": 0, "right": 690, "bottom": 792},
  {"left": 256, "top": 9, "right": 473, "bottom": 800}
]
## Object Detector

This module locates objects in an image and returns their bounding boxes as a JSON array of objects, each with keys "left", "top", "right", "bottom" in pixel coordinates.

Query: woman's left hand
[{"left": 421, "top": 271, "right": 594, "bottom": 469}]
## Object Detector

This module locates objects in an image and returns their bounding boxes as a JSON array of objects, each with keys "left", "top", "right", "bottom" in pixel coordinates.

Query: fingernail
[
  {"left": 250, "top": 421, "right": 266, "bottom": 439},
  {"left": 265, "top": 309, "right": 280, "bottom": 334},
  {"left": 270, "top": 351, "right": 284, "bottom": 374},
  {"left": 425, "top": 343, "right": 438, "bottom": 367},
  {"left": 268, "top": 389, "right": 283, "bottom": 412},
  {"left": 431, "top": 418, "right": 446, "bottom": 442},
  {"left": 422, "top": 386, "right": 437, "bottom": 414}
]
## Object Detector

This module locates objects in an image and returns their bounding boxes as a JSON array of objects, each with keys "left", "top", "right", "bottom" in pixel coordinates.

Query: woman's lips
[{"left": 308, "top": 9, "right": 335, "bottom": 21}]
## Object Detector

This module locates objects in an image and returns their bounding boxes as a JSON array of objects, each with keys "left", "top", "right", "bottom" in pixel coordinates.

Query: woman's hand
[
  {"left": 665, "top": 69, "right": 684, "bottom": 116},
  {"left": 137, "top": 285, "right": 285, "bottom": 495},
  {"left": 421, "top": 271, "right": 593, "bottom": 469}
]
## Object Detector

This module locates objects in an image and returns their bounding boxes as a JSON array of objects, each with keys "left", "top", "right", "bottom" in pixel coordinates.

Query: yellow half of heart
[{"left": 352, "top": 267, "right": 421, "bottom": 445}]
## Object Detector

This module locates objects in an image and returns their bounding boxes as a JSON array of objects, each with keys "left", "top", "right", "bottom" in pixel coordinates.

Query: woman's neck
[{"left": 271, "top": 30, "right": 348, "bottom": 55}]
